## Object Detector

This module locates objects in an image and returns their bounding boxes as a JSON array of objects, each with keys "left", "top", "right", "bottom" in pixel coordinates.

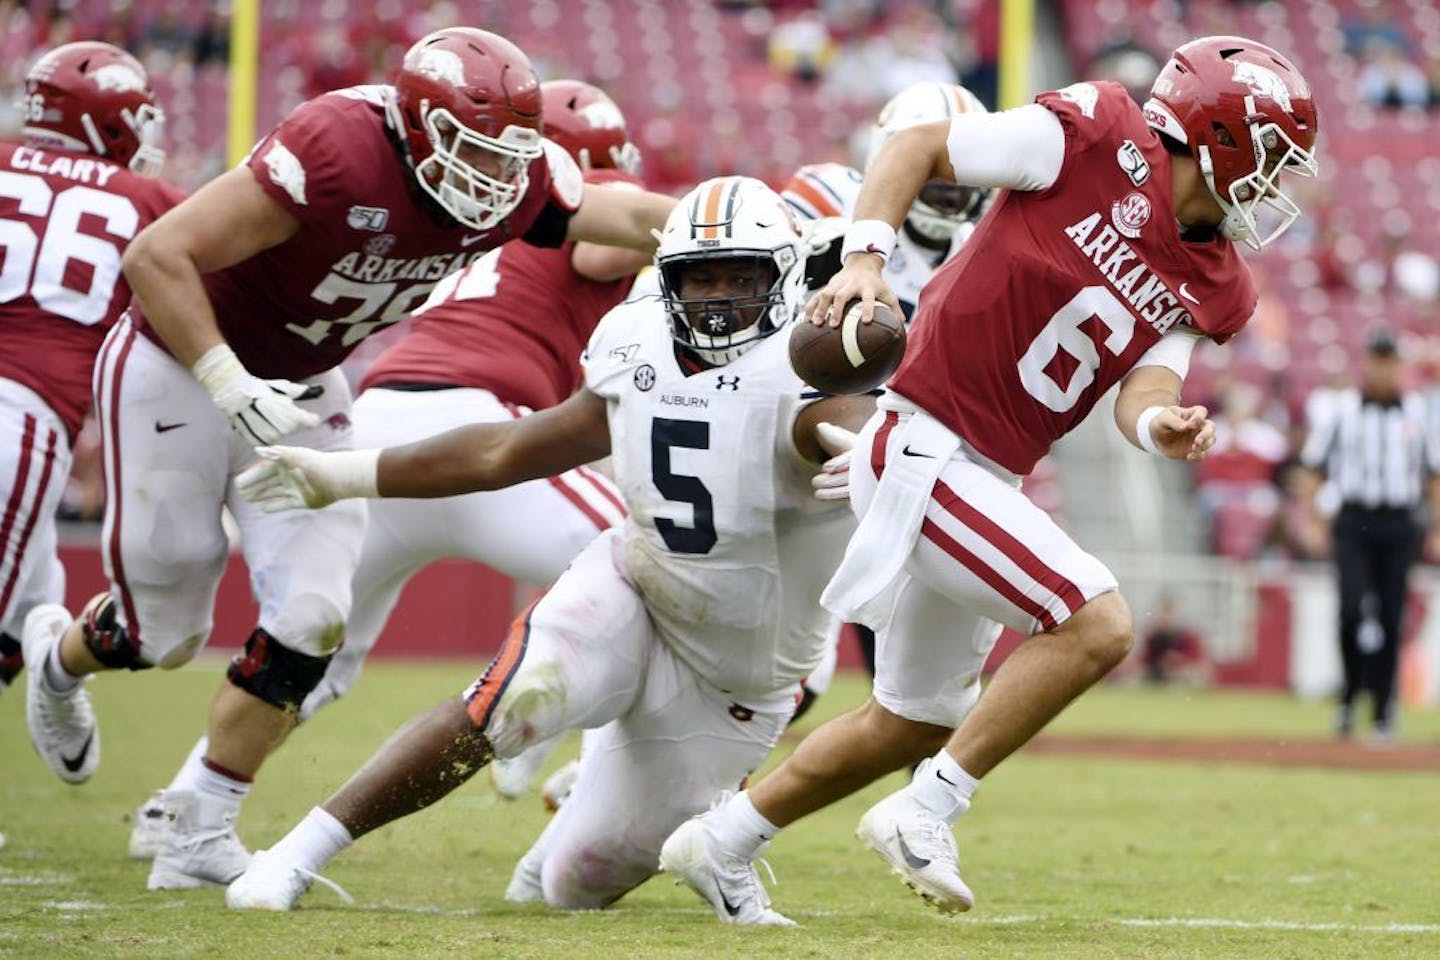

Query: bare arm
[
  {"left": 377, "top": 388, "right": 611, "bottom": 497},
  {"left": 570, "top": 241, "right": 653, "bottom": 282},
  {"left": 792, "top": 395, "right": 877, "bottom": 465},
  {"left": 565, "top": 183, "right": 675, "bottom": 253},
  {"left": 122, "top": 165, "right": 300, "bottom": 366},
  {"left": 804, "top": 121, "right": 952, "bottom": 324},
  {"left": 1115, "top": 364, "right": 1215, "bottom": 461}
]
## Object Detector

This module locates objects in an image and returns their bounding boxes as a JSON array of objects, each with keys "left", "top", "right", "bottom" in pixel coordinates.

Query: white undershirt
[
  {"left": 945, "top": 104, "right": 1067, "bottom": 193},
  {"left": 1131, "top": 328, "right": 1201, "bottom": 379}
]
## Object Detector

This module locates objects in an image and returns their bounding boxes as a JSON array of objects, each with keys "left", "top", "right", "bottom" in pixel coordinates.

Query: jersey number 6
[{"left": 1017, "top": 285, "right": 1137, "bottom": 414}]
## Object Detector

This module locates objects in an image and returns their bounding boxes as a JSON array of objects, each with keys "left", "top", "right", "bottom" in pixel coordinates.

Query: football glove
[
  {"left": 192, "top": 344, "right": 323, "bottom": 446},
  {"left": 811, "top": 421, "right": 857, "bottom": 502},
  {"left": 236, "top": 445, "right": 380, "bottom": 513}
]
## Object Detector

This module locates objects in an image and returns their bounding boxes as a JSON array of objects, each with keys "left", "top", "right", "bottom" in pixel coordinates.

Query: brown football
[{"left": 788, "top": 300, "right": 907, "bottom": 395}]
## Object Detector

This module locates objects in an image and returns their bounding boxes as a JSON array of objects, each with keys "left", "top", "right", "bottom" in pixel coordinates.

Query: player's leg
[
  {"left": 542, "top": 644, "right": 792, "bottom": 912},
  {"left": 226, "top": 530, "right": 651, "bottom": 910},
  {"left": 143, "top": 369, "right": 359, "bottom": 890},
  {"left": 0, "top": 378, "right": 71, "bottom": 693},
  {"left": 24, "top": 322, "right": 231, "bottom": 787}
]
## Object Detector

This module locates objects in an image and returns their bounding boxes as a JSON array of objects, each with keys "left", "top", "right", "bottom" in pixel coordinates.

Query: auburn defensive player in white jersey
[
  {"left": 783, "top": 81, "right": 989, "bottom": 320},
  {"left": 19, "top": 27, "right": 674, "bottom": 893},
  {"left": 222, "top": 176, "right": 872, "bottom": 916},
  {"left": 125, "top": 80, "right": 646, "bottom": 862},
  {"left": 2, "top": 43, "right": 180, "bottom": 704},
  {"left": 663, "top": 36, "right": 1318, "bottom": 923}
]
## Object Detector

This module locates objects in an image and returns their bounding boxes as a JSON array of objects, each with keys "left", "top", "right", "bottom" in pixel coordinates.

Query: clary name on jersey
[
  {"left": 1064, "top": 211, "right": 1192, "bottom": 334},
  {"left": 329, "top": 249, "right": 491, "bottom": 284},
  {"left": 9, "top": 146, "right": 122, "bottom": 186}
]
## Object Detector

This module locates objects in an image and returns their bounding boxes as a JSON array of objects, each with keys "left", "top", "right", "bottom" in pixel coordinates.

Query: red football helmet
[
  {"left": 23, "top": 41, "right": 165, "bottom": 176},
  {"left": 387, "top": 28, "right": 545, "bottom": 229},
  {"left": 540, "top": 80, "right": 641, "bottom": 174},
  {"left": 1144, "top": 35, "right": 1318, "bottom": 250}
]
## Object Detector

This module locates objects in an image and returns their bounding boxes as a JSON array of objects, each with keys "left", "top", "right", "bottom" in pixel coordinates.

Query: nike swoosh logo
[
  {"left": 61, "top": 732, "right": 94, "bottom": 773},
  {"left": 901, "top": 445, "right": 935, "bottom": 459},
  {"left": 460, "top": 233, "right": 488, "bottom": 247},
  {"left": 714, "top": 872, "right": 742, "bottom": 917},
  {"left": 895, "top": 826, "right": 931, "bottom": 870},
  {"left": 154, "top": 421, "right": 186, "bottom": 433},
  {"left": 1179, "top": 283, "right": 1199, "bottom": 304},
  {"left": 935, "top": 768, "right": 959, "bottom": 787}
]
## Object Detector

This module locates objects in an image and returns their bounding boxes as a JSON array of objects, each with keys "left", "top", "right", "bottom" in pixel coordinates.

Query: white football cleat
[
  {"left": 226, "top": 848, "right": 352, "bottom": 911},
  {"left": 856, "top": 789, "right": 973, "bottom": 913},
  {"left": 490, "top": 736, "right": 562, "bottom": 801},
  {"left": 22, "top": 604, "right": 98, "bottom": 784},
  {"left": 539, "top": 759, "right": 580, "bottom": 812},
  {"left": 504, "top": 839, "right": 546, "bottom": 903},
  {"left": 128, "top": 790, "right": 169, "bottom": 860},
  {"left": 146, "top": 790, "right": 251, "bottom": 890},
  {"left": 658, "top": 813, "right": 795, "bottom": 927}
]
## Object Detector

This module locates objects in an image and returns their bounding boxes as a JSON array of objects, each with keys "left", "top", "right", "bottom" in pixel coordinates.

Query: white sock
[
  {"left": 166, "top": 736, "right": 210, "bottom": 793},
  {"left": 906, "top": 751, "right": 980, "bottom": 824},
  {"left": 193, "top": 759, "right": 251, "bottom": 822},
  {"left": 268, "top": 807, "right": 354, "bottom": 874},
  {"left": 708, "top": 791, "right": 780, "bottom": 861},
  {"left": 43, "top": 643, "right": 80, "bottom": 693}
]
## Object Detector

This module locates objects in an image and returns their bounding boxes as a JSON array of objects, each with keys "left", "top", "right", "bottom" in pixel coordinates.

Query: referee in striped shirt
[{"left": 1297, "top": 328, "right": 1440, "bottom": 739}]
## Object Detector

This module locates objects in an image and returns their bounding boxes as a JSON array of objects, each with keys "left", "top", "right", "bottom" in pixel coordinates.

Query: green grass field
[{"left": 3, "top": 661, "right": 1438, "bottom": 959}]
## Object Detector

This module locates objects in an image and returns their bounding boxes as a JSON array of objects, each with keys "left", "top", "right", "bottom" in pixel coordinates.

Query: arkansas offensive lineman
[
  {"left": 4, "top": 43, "right": 180, "bottom": 717},
  {"left": 20, "top": 28, "right": 673, "bottom": 892},
  {"left": 661, "top": 36, "right": 1318, "bottom": 922},
  {"left": 223, "top": 177, "right": 870, "bottom": 916},
  {"left": 126, "top": 80, "right": 647, "bottom": 859}
]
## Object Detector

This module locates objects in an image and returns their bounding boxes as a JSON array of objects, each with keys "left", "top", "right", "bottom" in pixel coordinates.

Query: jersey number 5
[
  {"left": 1017, "top": 285, "right": 1136, "bottom": 413},
  {"left": 0, "top": 171, "right": 139, "bottom": 325},
  {"left": 651, "top": 417, "right": 717, "bottom": 555}
]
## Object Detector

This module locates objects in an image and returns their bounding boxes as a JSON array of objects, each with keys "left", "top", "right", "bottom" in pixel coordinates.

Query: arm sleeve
[
  {"left": 945, "top": 104, "right": 1066, "bottom": 192},
  {"left": 1131, "top": 328, "right": 1202, "bottom": 380}
]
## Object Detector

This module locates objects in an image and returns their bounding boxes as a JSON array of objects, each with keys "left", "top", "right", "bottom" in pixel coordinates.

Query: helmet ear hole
[{"left": 1212, "top": 124, "right": 1236, "bottom": 147}]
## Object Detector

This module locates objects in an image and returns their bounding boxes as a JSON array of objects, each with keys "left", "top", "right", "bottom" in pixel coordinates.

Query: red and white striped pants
[
  {"left": 0, "top": 379, "right": 68, "bottom": 638},
  {"left": 852, "top": 410, "right": 1118, "bottom": 727}
]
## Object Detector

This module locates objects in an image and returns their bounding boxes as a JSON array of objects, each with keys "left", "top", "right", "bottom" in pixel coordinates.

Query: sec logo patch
[
  {"left": 633, "top": 364, "right": 656, "bottom": 391},
  {"left": 1110, "top": 191, "right": 1151, "bottom": 239}
]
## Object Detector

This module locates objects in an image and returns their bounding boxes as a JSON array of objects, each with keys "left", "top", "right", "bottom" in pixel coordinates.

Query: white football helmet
[
  {"left": 866, "top": 81, "right": 990, "bottom": 247},
  {"left": 656, "top": 176, "right": 805, "bottom": 365}
]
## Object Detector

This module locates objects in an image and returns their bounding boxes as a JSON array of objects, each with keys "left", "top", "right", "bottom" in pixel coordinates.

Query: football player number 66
[
  {"left": 1017, "top": 284, "right": 1137, "bottom": 414},
  {"left": 0, "top": 171, "right": 139, "bottom": 326}
]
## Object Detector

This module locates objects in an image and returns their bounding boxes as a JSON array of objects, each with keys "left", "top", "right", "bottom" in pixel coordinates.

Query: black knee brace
[
  {"left": 81, "top": 593, "right": 151, "bottom": 670},
  {"left": 226, "top": 627, "right": 331, "bottom": 714}
]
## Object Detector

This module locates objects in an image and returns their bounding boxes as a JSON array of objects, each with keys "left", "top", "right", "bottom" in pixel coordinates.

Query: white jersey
[
  {"left": 782, "top": 162, "right": 973, "bottom": 318},
  {"left": 582, "top": 299, "right": 852, "bottom": 697}
]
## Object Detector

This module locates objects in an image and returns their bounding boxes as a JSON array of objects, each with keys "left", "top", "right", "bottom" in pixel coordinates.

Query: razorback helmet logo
[{"left": 540, "top": 79, "right": 641, "bottom": 174}]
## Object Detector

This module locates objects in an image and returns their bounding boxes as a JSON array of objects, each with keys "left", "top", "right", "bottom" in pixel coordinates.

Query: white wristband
[
  {"left": 190, "top": 344, "right": 246, "bottom": 399},
  {"left": 1135, "top": 406, "right": 1166, "bottom": 455},
  {"left": 326, "top": 449, "right": 383, "bottom": 500},
  {"left": 840, "top": 219, "right": 896, "bottom": 264}
]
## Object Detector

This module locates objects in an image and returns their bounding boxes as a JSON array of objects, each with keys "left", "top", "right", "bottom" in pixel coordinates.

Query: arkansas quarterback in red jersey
[
  {"left": 3, "top": 43, "right": 181, "bottom": 699},
  {"left": 20, "top": 27, "right": 675, "bottom": 894},
  {"left": 661, "top": 36, "right": 1319, "bottom": 923}
]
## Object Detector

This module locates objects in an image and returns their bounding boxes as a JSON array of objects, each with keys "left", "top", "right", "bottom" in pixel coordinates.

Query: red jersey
[
  {"left": 132, "top": 86, "right": 580, "bottom": 380},
  {"left": 0, "top": 141, "right": 184, "bottom": 439},
  {"left": 361, "top": 168, "right": 640, "bottom": 410},
  {"left": 890, "top": 82, "right": 1257, "bottom": 476}
]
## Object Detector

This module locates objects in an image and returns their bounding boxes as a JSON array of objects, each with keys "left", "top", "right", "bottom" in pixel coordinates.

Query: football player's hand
[
  {"left": 236, "top": 445, "right": 380, "bottom": 513},
  {"left": 1148, "top": 405, "right": 1216, "bottom": 462},
  {"left": 191, "top": 344, "right": 323, "bottom": 446},
  {"left": 805, "top": 255, "right": 901, "bottom": 328},
  {"left": 811, "top": 421, "right": 858, "bottom": 502}
]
